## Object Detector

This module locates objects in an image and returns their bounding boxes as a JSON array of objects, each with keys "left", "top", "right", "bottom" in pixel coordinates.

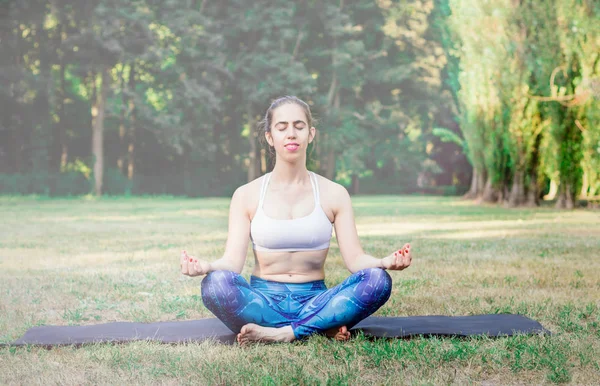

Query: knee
[
  {"left": 357, "top": 267, "right": 392, "bottom": 300},
  {"left": 201, "top": 270, "right": 238, "bottom": 296},
  {"left": 360, "top": 267, "right": 392, "bottom": 284}
]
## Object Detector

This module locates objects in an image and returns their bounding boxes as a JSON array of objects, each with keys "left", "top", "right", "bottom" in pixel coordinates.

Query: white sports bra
[{"left": 250, "top": 171, "right": 333, "bottom": 252}]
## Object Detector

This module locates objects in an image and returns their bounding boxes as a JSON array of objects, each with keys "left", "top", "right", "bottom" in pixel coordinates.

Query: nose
[{"left": 286, "top": 128, "right": 298, "bottom": 138}]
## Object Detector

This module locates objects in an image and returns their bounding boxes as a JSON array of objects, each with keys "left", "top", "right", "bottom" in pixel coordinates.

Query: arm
[
  {"left": 333, "top": 185, "right": 384, "bottom": 273},
  {"left": 207, "top": 185, "right": 250, "bottom": 274},
  {"left": 333, "top": 184, "right": 412, "bottom": 272}
]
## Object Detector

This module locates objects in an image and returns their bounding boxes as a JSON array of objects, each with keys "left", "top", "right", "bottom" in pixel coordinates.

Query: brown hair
[{"left": 258, "top": 96, "right": 317, "bottom": 160}]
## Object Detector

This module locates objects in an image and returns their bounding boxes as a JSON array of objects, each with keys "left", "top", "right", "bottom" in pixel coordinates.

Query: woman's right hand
[{"left": 180, "top": 250, "right": 211, "bottom": 277}]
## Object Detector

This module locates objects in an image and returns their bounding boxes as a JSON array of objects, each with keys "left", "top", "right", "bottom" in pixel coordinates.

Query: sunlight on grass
[{"left": 0, "top": 196, "right": 599, "bottom": 384}]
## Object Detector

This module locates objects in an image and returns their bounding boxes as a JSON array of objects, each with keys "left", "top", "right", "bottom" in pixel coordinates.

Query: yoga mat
[{"left": 3, "top": 314, "right": 550, "bottom": 348}]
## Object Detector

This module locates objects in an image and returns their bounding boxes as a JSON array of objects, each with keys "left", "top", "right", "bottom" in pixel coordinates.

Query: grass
[{"left": 0, "top": 195, "right": 599, "bottom": 385}]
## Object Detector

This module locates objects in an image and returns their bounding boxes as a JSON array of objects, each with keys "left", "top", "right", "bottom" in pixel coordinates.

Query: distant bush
[
  {"left": 0, "top": 171, "right": 89, "bottom": 196},
  {"left": 345, "top": 174, "right": 469, "bottom": 196},
  {"left": 0, "top": 168, "right": 467, "bottom": 197},
  {"left": 0, "top": 167, "right": 245, "bottom": 197}
]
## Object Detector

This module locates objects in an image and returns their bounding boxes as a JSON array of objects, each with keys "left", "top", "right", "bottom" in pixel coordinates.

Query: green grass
[{"left": 0, "top": 195, "right": 599, "bottom": 384}]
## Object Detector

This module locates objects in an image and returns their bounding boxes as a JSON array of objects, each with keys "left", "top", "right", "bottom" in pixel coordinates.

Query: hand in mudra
[
  {"left": 381, "top": 243, "right": 412, "bottom": 271},
  {"left": 180, "top": 250, "right": 210, "bottom": 277}
]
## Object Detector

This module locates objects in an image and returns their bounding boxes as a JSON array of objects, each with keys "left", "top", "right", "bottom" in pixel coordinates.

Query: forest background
[{"left": 1, "top": 0, "right": 598, "bottom": 208}]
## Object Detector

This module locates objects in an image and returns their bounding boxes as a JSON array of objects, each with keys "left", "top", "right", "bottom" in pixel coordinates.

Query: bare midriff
[{"left": 251, "top": 248, "right": 329, "bottom": 283}]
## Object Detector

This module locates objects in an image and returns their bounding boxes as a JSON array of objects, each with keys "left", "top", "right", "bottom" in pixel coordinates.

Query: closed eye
[{"left": 275, "top": 121, "right": 307, "bottom": 130}]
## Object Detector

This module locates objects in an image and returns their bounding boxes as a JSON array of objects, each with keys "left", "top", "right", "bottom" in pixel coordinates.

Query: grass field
[{"left": 0, "top": 195, "right": 599, "bottom": 385}]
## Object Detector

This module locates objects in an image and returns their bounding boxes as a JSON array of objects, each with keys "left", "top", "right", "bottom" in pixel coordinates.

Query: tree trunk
[
  {"left": 351, "top": 173, "right": 359, "bottom": 195},
  {"left": 321, "top": 10, "right": 341, "bottom": 179},
  {"left": 12, "top": 118, "right": 24, "bottom": 173},
  {"left": 183, "top": 145, "right": 191, "bottom": 196},
  {"left": 33, "top": 19, "right": 51, "bottom": 175},
  {"left": 11, "top": 25, "right": 24, "bottom": 172},
  {"left": 464, "top": 168, "right": 479, "bottom": 199},
  {"left": 325, "top": 148, "right": 336, "bottom": 180},
  {"left": 565, "top": 183, "right": 575, "bottom": 209},
  {"left": 92, "top": 68, "right": 109, "bottom": 196},
  {"left": 58, "top": 14, "right": 68, "bottom": 171},
  {"left": 525, "top": 132, "right": 542, "bottom": 207},
  {"left": 477, "top": 170, "right": 485, "bottom": 197},
  {"left": 555, "top": 182, "right": 566, "bottom": 209},
  {"left": 545, "top": 179, "right": 558, "bottom": 200},
  {"left": 508, "top": 170, "right": 525, "bottom": 207},
  {"left": 214, "top": 123, "right": 224, "bottom": 169},
  {"left": 260, "top": 148, "right": 267, "bottom": 174},
  {"left": 247, "top": 105, "right": 261, "bottom": 182},
  {"left": 580, "top": 168, "right": 589, "bottom": 198},
  {"left": 127, "top": 64, "right": 136, "bottom": 180},
  {"left": 481, "top": 176, "right": 498, "bottom": 203},
  {"left": 497, "top": 185, "right": 506, "bottom": 205},
  {"left": 320, "top": 76, "right": 338, "bottom": 179},
  {"left": 51, "top": 21, "right": 66, "bottom": 176},
  {"left": 117, "top": 64, "right": 127, "bottom": 175},
  {"left": 325, "top": 87, "right": 340, "bottom": 181},
  {"left": 525, "top": 172, "right": 539, "bottom": 207}
]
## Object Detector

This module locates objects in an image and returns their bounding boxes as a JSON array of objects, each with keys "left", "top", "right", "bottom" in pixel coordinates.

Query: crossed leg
[{"left": 201, "top": 268, "right": 392, "bottom": 345}]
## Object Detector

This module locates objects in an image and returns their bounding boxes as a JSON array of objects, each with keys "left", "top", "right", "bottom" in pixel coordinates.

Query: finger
[
  {"left": 181, "top": 252, "right": 193, "bottom": 275},
  {"left": 182, "top": 251, "right": 193, "bottom": 269},
  {"left": 402, "top": 251, "right": 409, "bottom": 265},
  {"left": 188, "top": 260, "right": 198, "bottom": 276},
  {"left": 394, "top": 251, "right": 400, "bottom": 266},
  {"left": 400, "top": 246, "right": 408, "bottom": 259},
  {"left": 402, "top": 253, "right": 411, "bottom": 268},
  {"left": 396, "top": 250, "right": 405, "bottom": 268}
]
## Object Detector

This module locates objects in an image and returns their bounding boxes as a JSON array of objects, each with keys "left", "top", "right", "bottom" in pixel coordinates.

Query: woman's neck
[{"left": 270, "top": 163, "right": 310, "bottom": 186}]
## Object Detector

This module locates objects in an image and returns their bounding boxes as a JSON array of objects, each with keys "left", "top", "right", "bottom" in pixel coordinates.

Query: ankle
[{"left": 280, "top": 326, "right": 296, "bottom": 342}]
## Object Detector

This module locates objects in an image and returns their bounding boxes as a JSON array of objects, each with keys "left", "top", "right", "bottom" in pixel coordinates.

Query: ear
[
  {"left": 265, "top": 131, "right": 274, "bottom": 147},
  {"left": 309, "top": 127, "right": 316, "bottom": 143}
]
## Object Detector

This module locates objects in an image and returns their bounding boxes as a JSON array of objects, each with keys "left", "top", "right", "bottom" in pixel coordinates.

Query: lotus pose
[{"left": 180, "top": 96, "right": 412, "bottom": 345}]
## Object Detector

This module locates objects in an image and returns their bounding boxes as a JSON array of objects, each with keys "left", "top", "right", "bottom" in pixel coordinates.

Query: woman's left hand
[{"left": 380, "top": 243, "right": 412, "bottom": 271}]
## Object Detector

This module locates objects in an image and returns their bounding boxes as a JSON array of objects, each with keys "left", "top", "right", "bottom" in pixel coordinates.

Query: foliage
[
  {"left": 448, "top": 0, "right": 599, "bottom": 206},
  {"left": 0, "top": 0, "right": 597, "bottom": 203}
]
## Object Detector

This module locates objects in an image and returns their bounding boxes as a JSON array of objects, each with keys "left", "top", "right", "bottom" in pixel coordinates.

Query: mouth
[{"left": 285, "top": 143, "right": 299, "bottom": 151}]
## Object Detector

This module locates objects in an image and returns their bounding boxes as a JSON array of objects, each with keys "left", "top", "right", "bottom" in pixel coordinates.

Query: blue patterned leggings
[{"left": 200, "top": 267, "right": 392, "bottom": 340}]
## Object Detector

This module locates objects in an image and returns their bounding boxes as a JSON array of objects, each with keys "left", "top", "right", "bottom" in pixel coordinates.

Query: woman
[{"left": 180, "top": 96, "right": 412, "bottom": 345}]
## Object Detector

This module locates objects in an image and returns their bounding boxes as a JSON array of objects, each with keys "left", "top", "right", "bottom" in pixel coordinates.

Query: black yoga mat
[{"left": 4, "top": 314, "right": 550, "bottom": 348}]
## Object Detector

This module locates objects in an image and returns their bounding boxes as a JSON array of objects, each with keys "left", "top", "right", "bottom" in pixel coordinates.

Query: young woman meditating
[{"left": 180, "top": 96, "right": 412, "bottom": 345}]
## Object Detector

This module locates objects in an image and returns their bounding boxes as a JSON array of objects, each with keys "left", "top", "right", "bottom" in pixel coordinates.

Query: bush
[{"left": 0, "top": 171, "right": 91, "bottom": 196}]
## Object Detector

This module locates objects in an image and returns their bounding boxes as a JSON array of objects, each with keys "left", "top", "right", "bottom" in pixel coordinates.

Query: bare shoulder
[
  {"left": 312, "top": 172, "right": 350, "bottom": 220},
  {"left": 312, "top": 172, "right": 347, "bottom": 195},
  {"left": 235, "top": 174, "right": 268, "bottom": 219}
]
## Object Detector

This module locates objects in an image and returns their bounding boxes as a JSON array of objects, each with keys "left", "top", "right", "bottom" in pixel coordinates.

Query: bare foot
[
  {"left": 236, "top": 324, "right": 296, "bottom": 345},
  {"left": 325, "top": 325, "right": 351, "bottom": 341}
]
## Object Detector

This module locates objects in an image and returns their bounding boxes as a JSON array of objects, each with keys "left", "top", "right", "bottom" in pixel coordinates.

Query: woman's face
[{"left": 266, "top": 103, "right": 315, "bottom": 158}]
